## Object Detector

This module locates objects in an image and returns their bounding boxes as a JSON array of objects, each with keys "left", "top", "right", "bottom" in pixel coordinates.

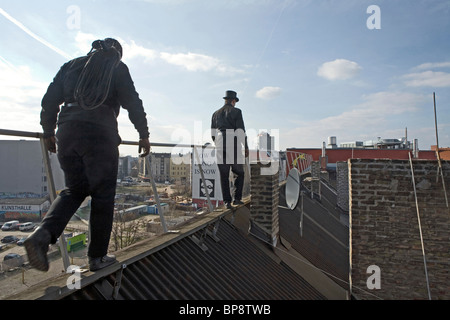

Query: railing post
[
  {"left": 39, "top": 137, "right": 70, "bottom": 271},
  {"left": 145, "top": 155, "right": 168, "bottom": 233}
]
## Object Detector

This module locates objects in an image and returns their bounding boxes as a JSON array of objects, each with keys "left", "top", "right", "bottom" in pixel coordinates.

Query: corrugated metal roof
[
  {"left": 63, "top": 214, "right": 325, "bottom": 300},
  {"left": 279, "top": 184, "right": 349, "bottom": 290}
]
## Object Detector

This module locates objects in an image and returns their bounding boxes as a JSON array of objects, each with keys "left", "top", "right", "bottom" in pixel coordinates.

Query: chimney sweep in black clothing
[
  {"left": 25, "top": 38, "right": 151, "bottom": 272},
  {"left": 211, "top": 90, "right": 249, "bottom": 209}
]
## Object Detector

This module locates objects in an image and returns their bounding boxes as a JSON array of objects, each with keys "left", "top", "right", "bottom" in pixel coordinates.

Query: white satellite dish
[{"left": 285, "top": 168, "right": 300, "bottom": 210}]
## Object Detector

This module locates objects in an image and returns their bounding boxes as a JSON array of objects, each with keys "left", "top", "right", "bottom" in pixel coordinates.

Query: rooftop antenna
[{"left": 433, "top": 92, "right": 448, "bottom": 208}]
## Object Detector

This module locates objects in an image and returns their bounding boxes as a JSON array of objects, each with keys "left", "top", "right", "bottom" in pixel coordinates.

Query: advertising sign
[{"left": 192, "top": 144, "right": 223, "bottom": 208}]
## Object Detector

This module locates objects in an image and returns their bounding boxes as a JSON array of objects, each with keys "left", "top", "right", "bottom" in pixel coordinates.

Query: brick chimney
[{"left": 249, "top": 161, "right": 280, "bottom": 246}]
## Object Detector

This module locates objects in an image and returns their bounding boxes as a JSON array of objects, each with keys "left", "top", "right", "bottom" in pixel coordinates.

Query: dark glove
[
  {"left": 44, "top": 136, "right": 56, "bottom": 153},
  {"left": 138, "top": 138, "right": 151, "bottom": 157}
]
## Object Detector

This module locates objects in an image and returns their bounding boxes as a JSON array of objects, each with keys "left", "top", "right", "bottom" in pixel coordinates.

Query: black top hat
[{"left": 223, "top": 90, "right": 239, "bottom": 102}]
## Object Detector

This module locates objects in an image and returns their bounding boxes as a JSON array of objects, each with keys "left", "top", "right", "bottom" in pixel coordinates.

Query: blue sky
[{"left": 1, "top": 0, "right": 449, "bottom": 156}]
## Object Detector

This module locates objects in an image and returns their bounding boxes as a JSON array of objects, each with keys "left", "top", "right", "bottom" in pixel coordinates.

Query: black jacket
[
  {"left": 211, "top": 103, "right": 248, "bottom": 149},
  {"left": 40, "top": 56, "right": 149, "bottom": 139}
]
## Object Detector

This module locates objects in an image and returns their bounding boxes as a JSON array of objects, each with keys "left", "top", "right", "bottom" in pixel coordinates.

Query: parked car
[
  {"left": 19, "top": 222, "right": 35, "bottom": 231},
  {"left": 3, "top": 253, "right": 24, "bottom": 268},
  {"left": 1, "top": 220, "right": 20, "bottom": 231},
  {"left": 1, "top": 235, "right": 20, "bottom": 243},
  {"left": 16, "top": 237, "right": 28, "bottom": 246}
]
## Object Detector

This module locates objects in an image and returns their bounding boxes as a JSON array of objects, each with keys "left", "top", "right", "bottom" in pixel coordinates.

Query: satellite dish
[{"left": 286, "top": 168, "right": 300, "bottom": 210}]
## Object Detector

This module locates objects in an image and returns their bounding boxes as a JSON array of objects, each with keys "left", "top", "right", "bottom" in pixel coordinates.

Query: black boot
[
  {"left": 24, "top": 227, "right": 51, "bottom": 272},
  {"left": 89, "top": 254, "right": 117, "bottom": 271}
]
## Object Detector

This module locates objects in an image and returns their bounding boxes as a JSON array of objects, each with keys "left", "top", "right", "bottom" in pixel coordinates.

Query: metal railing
[{"left": 0, "top": 128, "right": 227, "bottom": 272}]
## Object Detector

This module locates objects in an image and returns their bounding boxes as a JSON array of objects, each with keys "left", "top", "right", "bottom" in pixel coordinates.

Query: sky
[{"left": 1, "top": 0, "right": 450, "bottom": 157}]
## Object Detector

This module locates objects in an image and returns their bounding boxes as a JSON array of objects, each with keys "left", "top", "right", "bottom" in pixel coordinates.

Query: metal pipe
[
  {"left": 0, "top": 129, "right": 204, "bottom": 149},
  {"left": 433, "top": 92, "right": 440, "bottom": 153},
  {"left": 145, "top": 155, "right": 168, "bottom": 233},
  {"left": 0, "top": 128, "right": 42, "bottom": 139},
  {"left": 433, "top": 92, "right": 449, "bottom": 208},
  {"left": 121, "top": 140, "right": 202, "bottom": 148},
  {"left": 39, "top": 137, "right": 70, "bottom": 271},
  {"left": 408, "top": 152, "right": 432, "bottom": 300}
]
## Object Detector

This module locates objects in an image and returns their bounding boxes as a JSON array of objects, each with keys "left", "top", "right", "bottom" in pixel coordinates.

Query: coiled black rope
[{"left": 74, "top": 38, "right": 122, "bottom": 110}]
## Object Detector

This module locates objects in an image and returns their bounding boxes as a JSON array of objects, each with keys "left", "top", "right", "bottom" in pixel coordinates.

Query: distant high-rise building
[
  {"left": 0, "top": 140, "right": 65, "bottom": 197},
  {"left": 118, "top": 155, "right": 138, "bottom": 180}
]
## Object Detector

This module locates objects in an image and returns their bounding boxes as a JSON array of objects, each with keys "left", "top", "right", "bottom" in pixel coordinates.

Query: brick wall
[
  {"left": 349, "top": 159, "right": 450, "bottom": 300},
  {"left": 250, "top": 161, "right": 280, "bottom": 245},
  {"left": 336, "top": 161, "right": 349, "bottom": 211}
]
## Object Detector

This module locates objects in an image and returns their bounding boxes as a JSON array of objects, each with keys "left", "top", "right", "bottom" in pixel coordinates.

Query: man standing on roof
[
  {"left": 211, "top": 90, "right": 249, "bottom": 209},
  {"left": 25, "top": 38, "right": 151, "bottom": 272}
]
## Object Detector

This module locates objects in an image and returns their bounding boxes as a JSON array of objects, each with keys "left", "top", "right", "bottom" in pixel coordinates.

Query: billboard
[
  {"left": 192, "top": 145, "right": 223, "bottom": 208},
  {"left": 0, "top": 201, "right": 50, "bottom": 221}
]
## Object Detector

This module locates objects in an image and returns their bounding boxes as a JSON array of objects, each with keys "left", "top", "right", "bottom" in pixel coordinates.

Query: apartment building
[
  {"left": 170, "top": 152, "right": 191, "bottom": 185},
  {"left": 138, "top": 152, "right": 171, "bottom": 183}
]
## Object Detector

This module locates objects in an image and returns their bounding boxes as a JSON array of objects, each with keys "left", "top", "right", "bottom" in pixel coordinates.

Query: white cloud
[
  {"left": 160, "top": 51, "right": 243, "bottom": 75},
  {"left": 255, "top": 86, "right": 282, "bottom": 100},
  {"left": 0, "top": 57, "right": 47, "bottom": 132},
  {"left": 74, "top": 31, "right": 97, "bottom": 54},
  {"left": 415, "top": 62, "right": 450, "bottom": 70},
  {"left": 160, "top": 52, "right": 220, "bottom": 72},
  {"left": 312, "top": 91, "right": 421, "bottom": 131},
  {"left": 0, "top": 58, "right": 47, "bottom": 106},
  {"left": 317, "top": 59, "right": 362, "bottom": 81},
  {"left": 123, "top": 40, "right": 158, "bottom": 62},
  {"left": 358, "top": 91, "right": 424, "bottom": 115},
  {"left": 73, "top": 32, "right": 240, "bottom": 75},
  {"left": 402, "top": 71, "right": 450, "bottom": 88},
  {"left": 74, "top": 32, "right": 158, "bottom": 62},
  {"left": 283, "top": 91, "right": 425, "bottom": 148}
]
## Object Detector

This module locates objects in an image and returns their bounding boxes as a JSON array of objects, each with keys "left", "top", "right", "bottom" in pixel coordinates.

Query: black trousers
[
  {"left": 218, "top": 163, "right": 245, "bottom": 203},
  {"left": 215, "top": 133, "right": 245, "bottom": 203},
  {"left": 40, "top": 122, "right": 120, "bottom": 258}
]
